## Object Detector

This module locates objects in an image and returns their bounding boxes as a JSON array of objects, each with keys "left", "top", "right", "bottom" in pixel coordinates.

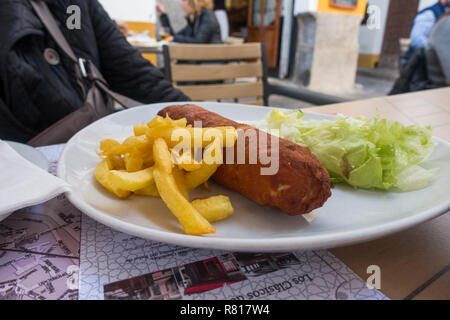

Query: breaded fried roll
[{"left": 158, "top": 104, "right": 331, "bottom": 215}]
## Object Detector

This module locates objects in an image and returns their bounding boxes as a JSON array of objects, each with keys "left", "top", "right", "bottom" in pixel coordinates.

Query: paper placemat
[
  {"left": 79, "top": 214, "right": 387, "bottom": 300},
  {"left": 0, "top": 144, "right": 388, "bottom": 300},
  {"left": 0, "top": 144, "right": 81, "bottom": 300}
]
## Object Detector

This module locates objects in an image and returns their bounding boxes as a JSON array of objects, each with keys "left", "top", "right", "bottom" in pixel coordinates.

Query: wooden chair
[{"left": 163, "top": 43, "right": 346, "bottom": 106}]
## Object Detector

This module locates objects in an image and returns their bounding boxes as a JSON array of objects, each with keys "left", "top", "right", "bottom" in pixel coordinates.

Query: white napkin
[{"left": 0, "top": 140, "right": 71, "bottom": 216}]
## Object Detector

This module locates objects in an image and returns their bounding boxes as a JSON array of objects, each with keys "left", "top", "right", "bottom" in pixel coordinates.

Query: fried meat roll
[{"left": 158, "top": 104, "right": 331, "bottom": 215}]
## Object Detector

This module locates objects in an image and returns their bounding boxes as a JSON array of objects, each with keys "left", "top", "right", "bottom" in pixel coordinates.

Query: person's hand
[{"left": 156, "top": 2, "right": 166, "bottom": 15}]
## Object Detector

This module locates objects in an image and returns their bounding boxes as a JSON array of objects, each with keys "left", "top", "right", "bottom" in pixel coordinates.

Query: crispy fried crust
[{"left": 158, "top": 104, "right": 332, "bottom": 215}]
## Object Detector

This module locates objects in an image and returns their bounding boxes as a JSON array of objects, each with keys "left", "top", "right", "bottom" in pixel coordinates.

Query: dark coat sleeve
[
  {"left": 0, "top": 96, "right": 34, "bottom": 142},
  {"left": 173, "top": 12, "right": 218, "bottom": 44},
  {"left": 88, "top": 1, "right": 190, "bottom": 103}
]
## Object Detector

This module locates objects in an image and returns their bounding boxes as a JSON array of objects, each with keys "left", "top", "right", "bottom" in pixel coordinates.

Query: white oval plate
[{"left": 57, "top": 102, "right": 450, "bottom": 252}]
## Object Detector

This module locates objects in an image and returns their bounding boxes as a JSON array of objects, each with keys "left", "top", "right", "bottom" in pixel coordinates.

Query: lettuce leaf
[{"left": 259, "top": 109, "right": 437, "bottom": 191}]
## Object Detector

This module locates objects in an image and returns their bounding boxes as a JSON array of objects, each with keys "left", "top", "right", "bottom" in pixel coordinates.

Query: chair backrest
[
  {"left": 224, "top": 36, "right": 245, "bottom": 44},
  {"left": 163, "top": 43, "right": 269, "bottom": 106}
]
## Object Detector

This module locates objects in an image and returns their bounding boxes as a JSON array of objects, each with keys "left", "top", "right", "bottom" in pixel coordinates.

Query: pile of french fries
[{"left": 94, "top": 115, "right": 238, "bottom": 235}]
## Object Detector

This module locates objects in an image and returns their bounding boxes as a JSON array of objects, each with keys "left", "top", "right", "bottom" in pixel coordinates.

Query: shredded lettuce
[{"left": 259, "top": 109, "right": 437, "bottom": 191}]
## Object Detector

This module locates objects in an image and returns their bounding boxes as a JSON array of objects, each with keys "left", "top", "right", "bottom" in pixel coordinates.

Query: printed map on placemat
[
  {"left": 80, "top": 215, "right": 388, "bottom": 300},
  {"left": 0, "top": 145, "right": 81, "bottom": 300}
]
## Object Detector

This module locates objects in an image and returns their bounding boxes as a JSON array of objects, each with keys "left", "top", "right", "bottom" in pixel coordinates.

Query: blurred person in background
[
  {"left": 390, "top": 11, "right": 450, "bottom": 94},
  {"left": 404, "top": 0, "right": 450, "bottom": 63},
  {"left": 156, "top": 0, "right": 222, "bottom": 43},
  {"left": 214, "top": 0, "right": 229, "bottom": 42},
  {"left": 0, "top": 0, "right": 188, "bottom": 143},
  {"left": 426, "top": 12, "right": 450, "bottom": 87}
]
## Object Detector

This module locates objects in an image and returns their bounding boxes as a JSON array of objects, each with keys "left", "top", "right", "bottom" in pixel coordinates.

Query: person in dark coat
[
  {"left": 0, "top": 0, "right": 189, "bottom": 143},
  {"left": 403, "top": 0, "right": 449, "bottom": 63},
  {"left": 156, "top": 0, "right": 222, "bottom": 44},
  {"left": 426, "top": 13, "right": 450, "bottom": 87},
  {"left": 389, "top": 12, "right": 450, "bottom": 95}
]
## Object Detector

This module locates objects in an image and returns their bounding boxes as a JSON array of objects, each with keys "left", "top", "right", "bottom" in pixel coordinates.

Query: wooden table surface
[{"left": 308, "top": 87, "right": 450, "bottom": 300}]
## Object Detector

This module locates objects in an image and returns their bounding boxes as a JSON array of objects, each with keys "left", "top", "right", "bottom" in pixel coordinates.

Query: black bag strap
[{"left": 29, "top": 0, "right": 143, "bottom": 108}]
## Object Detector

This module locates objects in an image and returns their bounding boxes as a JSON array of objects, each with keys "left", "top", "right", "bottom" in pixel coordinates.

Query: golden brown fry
[
  {"left": 106, "top": 154, "right": 125, "bottom": 170},
  {"left": 134, "top": 181, "right": 159, "bottom": 197},
  {"left": 133, "top": 124, "right": 148, "bottom": 136},
  {"left": 123, "top": 135, "right": 152, "bottom": 152},
  {"left": 94, "top": 160, "right": 132, "bottom": 199},
  {"left": 172, "top": 166, "right": 189, "bottom": 199},
  {"left": 153, "top": 137, "right": 174, "bottom": 174},
  {"left": 98, "top": 135, "right": 152, "bottom": 165},
  {"left": 99, "top": 139, "right": 121, "bottom": 154},
  {"left": 192, "top": 196, "right": 234, "bottom": 222},
  {"left": 147, "top": 115, "right": 187, "bottom": 128},
  {"left": 152, "top": 138, "right": 215, "bottom": 235},
  {"left": 179, "top": 161, "right": 202, "bottom": 172},
  {"left": 172, "top": 151, "right": 202, "bottom": 172},
  {"left": 184, "top": 142, "right": 222, "bottom": 190},
  {"left": 124, "top": 151, "right": 143, "bottom": 172},
  {"left": 109, "top": 167, "right": 154, "bottom": 191},
  {"left": 153, "top": 168, "right": 215, "bottom": 235},
  {"left": 184, "top": 163, "right": 219, "bottom": 190}
]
